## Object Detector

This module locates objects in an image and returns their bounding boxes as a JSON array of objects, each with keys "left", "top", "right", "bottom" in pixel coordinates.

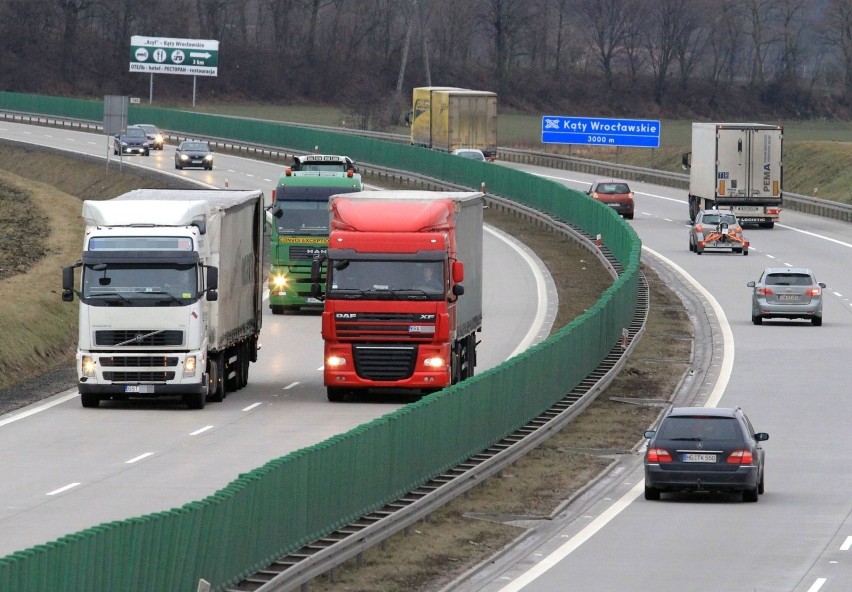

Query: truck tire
[
  {"left": 688, "top": 196, "right": 700, "bottom": 223},
  {"left": 270, "top": 305, "right": 285, "bottom": 315},
  {"left": 206, "top": 357, "right": 225, "bottom": 402},
  {"left": 81, "top": 393, "right": 100, "bottom": 408},
  {"left": 327, "top": 387, "right": 347, "bottom": 402},
  {"left": 238, "top": 341, "right": 250, "bottom": 388},
  {"left": 184, "top": 391, "right": 206, "bottom": 410},
  {"left": 759, "top": 222, "right": 775, "bottom": 229}
]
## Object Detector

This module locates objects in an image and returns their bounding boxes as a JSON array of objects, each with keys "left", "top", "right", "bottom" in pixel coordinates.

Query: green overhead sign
[{"left": 130, "top": 36, "right": 219, "bottom": 77}]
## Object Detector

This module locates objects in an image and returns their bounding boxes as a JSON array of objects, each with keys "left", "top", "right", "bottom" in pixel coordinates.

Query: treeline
[{"left": 1, "top": 0, "right": 850, "bottom": 127}]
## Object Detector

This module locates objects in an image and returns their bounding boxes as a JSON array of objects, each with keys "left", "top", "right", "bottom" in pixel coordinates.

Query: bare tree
[
  {"left": 482, "top": 0, "right": 531, "bottom": 95},
  {"left": 821, "top": 0, "right": 852, "bottom": 95},
  {"left": 577, "top": 0, "right": 629, "bottom": 89},
  {"left": 642, "top": 0, "right": 689, "bottom": 104}
]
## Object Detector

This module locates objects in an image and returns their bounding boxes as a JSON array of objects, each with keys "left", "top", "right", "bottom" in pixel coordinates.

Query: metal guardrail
[{"left": 2, "top": 109, "right": 849, "bottom": 223}]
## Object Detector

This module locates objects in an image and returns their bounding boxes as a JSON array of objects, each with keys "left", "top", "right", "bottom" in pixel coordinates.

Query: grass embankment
[{"left": 0, "top": 145, "right": 182, "bottom": 391}]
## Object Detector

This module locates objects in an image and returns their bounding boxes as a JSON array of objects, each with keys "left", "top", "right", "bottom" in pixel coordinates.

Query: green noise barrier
[{"left": 0, "top": 92, "right": 641, "bottom": 591}]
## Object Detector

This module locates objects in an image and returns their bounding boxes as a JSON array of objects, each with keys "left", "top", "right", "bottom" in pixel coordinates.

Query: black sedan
[
  {"left": 174, "top": 141, "right": 213, "bottom": 170},
  {"left": 113, "top": 126, "right": 150, "bottom": 156},
  {"left": 644, "top": 406, "right": 768, "bottom": 502}
]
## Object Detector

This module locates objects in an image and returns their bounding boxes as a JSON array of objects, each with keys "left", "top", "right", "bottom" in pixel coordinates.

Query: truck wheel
[
  {"left": 759, "top": 222, "right": 775, "bottom": 229},
  {"left": 270, "top": 305, "right": 285, "bottom": 315},
  {"left": 206, "top": 358, "right": 225, "bottom": 402},
  {"left": 81, "top": 393, "right": 100, "bottom": 408},
  {"left": 184, "top": 392, "right": 206, "bottom": 410},
  {"left": 327, "top": 387, "right": 347, "bottom": 402},
  {"left": 238, "top": 342, "right": 250, "bottom": 388}
]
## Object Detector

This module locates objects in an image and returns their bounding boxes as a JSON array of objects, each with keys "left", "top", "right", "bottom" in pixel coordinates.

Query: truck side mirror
[
  {"left": 452, "top": 260, "right": 464, "bottom": 283},
  {"left": 452, "top": 284, "right": 465, "bottom": 297},
  {"left": 270, "top": 204, "right": 283, "bottom": 219},
  {"left": 62, "top": 266, "right": 75, "bottom": 302},
  {"left": 311, "top": 283, "right": 322, "bottom": 299},
  {"left": 207, "top": 290, "right": 218, "bottom": 302},
  {"left": 206, "top": 266, "right": 219, "bottom": 291},
  {"left": 681, "top": 152, "right": 691, "bottom": 170}
]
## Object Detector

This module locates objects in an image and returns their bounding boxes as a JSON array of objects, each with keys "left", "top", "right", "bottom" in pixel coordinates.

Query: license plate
[
  {"left": 306, "top": 297, "right": 321, "bottom": 303},
  {"left": 124, "top": 385, "right": 154, "bottom": 394},
  {"left": 778, "top": 294, "right": 800, "bottom": 301},
  {"left": 683, "top": 453, "right": 716, "bottom": 463},
  {"left": 736, "top": 206, "right": 760, "bottom": 213}
]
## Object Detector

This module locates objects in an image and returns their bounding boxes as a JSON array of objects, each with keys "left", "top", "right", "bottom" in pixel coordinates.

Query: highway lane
[
  {"left": 0, "top": 123, "right": 556, "bottom": 556},
  {"left": 452, "top": 162, "right": 852, "bottom": 592}
]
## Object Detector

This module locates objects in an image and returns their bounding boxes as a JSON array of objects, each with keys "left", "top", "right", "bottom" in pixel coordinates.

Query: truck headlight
[
  {"left": 272, "top": 274, "right": 287, "bottom": 288},
  {"left": 184, "top": 355, "right": 197, "bottom": 377},
  {"left": 82, "top": 356, "right": 96, "bottom": 378},
  {"left": 326, "top": 355, "right": 347, "bottom": 368},
  {"left": 423, "top": 357, "right": 446, "bottom": 369}
]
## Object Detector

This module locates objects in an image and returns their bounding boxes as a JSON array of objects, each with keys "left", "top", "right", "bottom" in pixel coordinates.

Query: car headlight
[
  {"left": 82, "top": 356, "right": 96, "bottom": 378},
  {"left": 179, "top": 154, "right": 189, "bottom": 161},
  {"left": 204, "top": 155, "right": 213, "bottom": 161}
]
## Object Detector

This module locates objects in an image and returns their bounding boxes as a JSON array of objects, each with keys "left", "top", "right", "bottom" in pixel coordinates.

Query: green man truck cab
[{"left": 268, "top": 159, "right": 363, "bottom": 313}]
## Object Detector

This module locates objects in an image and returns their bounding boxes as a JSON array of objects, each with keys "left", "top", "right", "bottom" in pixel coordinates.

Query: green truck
[{"left": 268, "top": 157, "right": 363, "bottom": 313}]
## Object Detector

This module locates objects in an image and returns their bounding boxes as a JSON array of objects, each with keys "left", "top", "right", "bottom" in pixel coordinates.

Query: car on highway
[
  {"left": 174, "top": 140, "right": 213, "bottom": 170},
  {"left": 451, "top": 148, "right": 486, "bottom": 161},
  {"left": 587, "top": 179, "right": 634, "bottom": 219},
  {"left": 113, "top": 125, "right": 150, "bottom": 156},
  {"left": 136, "top": 124, "right": 164, "bottom": 150},
  {"left": 644, "top": 406, "right": 768, "bottom": 502},
  {"left": 747, "top": 267, "right": 825, "bottom": 326},
  {"left": 688, "top": 208, "right": 748, "bottom": 255}
]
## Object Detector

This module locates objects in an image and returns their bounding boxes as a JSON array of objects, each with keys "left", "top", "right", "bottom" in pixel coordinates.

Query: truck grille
[
  {"left": 353, "top": 345, "right": 417, "bottom": 381},
  {"left": 102, "top": 371, "right": 175, "bottom": 382},
  {"left": 334, "top": 313, "right": 436, "bottom": 341},
  {"left": 99, "top": 356, "right": 179, "bottom": 368},
  {"left": 95, "top": 330, "right": 184, "bottom": 346},
  {"left": 290, "top": 246, "right": 326, "bottom": 261}
]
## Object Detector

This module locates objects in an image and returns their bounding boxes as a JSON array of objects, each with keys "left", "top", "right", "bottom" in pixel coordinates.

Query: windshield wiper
[
  {"left": 90, "top": 292, "right": 132, "bottom": 305},
  {"left": 143, "top": 290, "right": 185, "bottom": 305}
]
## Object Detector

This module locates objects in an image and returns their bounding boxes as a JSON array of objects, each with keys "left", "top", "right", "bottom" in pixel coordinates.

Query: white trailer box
[{"left": 686, "top": 123, "right": 783, "bottom": 227}]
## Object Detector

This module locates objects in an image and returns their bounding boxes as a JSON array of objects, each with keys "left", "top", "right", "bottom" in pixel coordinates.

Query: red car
[{"left": 587, "top": 179, "right": 634, "bottom": 219}]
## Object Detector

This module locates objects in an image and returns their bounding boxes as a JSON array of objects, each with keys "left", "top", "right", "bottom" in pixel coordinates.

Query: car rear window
[
  {"left": 765, "top": 273, "right": 812, "bottom": 286},
  {"left": 657, "top": 417, "right": 741, "bottom": 441},
  {"left": 598, "top": 183, "right": 629, "bottom": 194}
]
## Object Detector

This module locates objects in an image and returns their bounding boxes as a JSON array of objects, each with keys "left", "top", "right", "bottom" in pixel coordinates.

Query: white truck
[
  {"left": 62, "top": 189, "right": 266, "bottom": 409},
  {"left": 682, "top": 123, "right": 783, "bottom": 228},
  {"left": 409, "top": 87, "right": 498, "bottom": 160}
]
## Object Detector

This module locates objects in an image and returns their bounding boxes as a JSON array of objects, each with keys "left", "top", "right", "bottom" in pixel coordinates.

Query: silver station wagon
[{"left": 747, "top": 267, "right": 825, "bottom": 326}]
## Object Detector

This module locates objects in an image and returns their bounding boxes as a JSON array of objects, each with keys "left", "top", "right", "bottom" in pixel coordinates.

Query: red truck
[{"left": 312, "top": 190, "right": 484, "bottom": 401}]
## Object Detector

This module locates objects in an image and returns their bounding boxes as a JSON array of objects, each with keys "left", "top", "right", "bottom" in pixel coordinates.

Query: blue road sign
[{"left": 542, "top": 116, "right": 660, "bottom": 148}]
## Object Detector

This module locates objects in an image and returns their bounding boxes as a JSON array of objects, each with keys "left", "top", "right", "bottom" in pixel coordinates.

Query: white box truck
[
  {"left": 683, "top": 123, "right": 783, "bottom": 228},
  {"left": 62, "top": 189, "right": 266, "bottom": 409}
]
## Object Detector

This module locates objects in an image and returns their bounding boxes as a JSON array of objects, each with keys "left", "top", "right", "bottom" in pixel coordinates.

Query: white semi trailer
[
  {"left": 683, "top": 122, "right": 783, "bottom": 228},
  {"left": 62, "top": 189, "right": 265, "bottom": 409}
]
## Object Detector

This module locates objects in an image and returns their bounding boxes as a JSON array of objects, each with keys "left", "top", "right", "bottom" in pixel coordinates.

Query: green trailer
[{"left": 268, "top": 162, "right": 363, "bottom": 313}]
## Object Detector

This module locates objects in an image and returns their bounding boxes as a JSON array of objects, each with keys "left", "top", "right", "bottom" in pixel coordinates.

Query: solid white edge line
[
  {"left": 495, "top": 246, "right": 733, "bottom": 592},
  {"left": 125, "top": 452, "right": 154, "bottom": 464},
  {"left": 0, "top": 391, "right": 81, "bottom": 428}
]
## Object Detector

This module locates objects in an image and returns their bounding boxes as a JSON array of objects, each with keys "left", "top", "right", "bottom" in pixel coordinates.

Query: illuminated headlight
[
  {"left": 326, "top": 355, "right": 347, "bottom": 368},
  {"left": 204, "top": 155, "right": 213, "bottom": 162},
  {"left": 183, "top": 355, "right": 197, "bottom": 377},
  {"left": 423, "top": 357, "right": 446, "bottom": 369},
  {"left": 155, "top": 134, "right": 163, "bottom": 143},
  {"left": 272, "top": 275, "right": 287, "bottom": 288},
  {"left": 81, "top": 356, "right": 96, "bottom": 378},
  {"left": 179, "top": 154, "right": 189, "bottom": 161}
]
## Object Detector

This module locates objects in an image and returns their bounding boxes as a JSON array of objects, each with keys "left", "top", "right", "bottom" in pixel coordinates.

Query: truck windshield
[
  {"left": 328, "top": 260, "right": 444, "bottom": 299},
  {"left": 274, "top": 201, "right": 329, "bottom": 235},
  {"left": 82, "top": 263, "right": 197, "bottom": 304}
]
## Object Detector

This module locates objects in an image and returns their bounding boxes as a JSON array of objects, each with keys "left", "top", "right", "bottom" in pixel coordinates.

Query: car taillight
[
  {"left": 806, "top": 287, "right": 821, "bottom": 296},
  {"left": 727, "top": 450, "right": 754, "bottom": 464},
  {"left": 757, "top": 287, "right": 773, "bottom": 296},
  {"left": 646, "top": 448, "right": 673, "bottom": 463}
]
